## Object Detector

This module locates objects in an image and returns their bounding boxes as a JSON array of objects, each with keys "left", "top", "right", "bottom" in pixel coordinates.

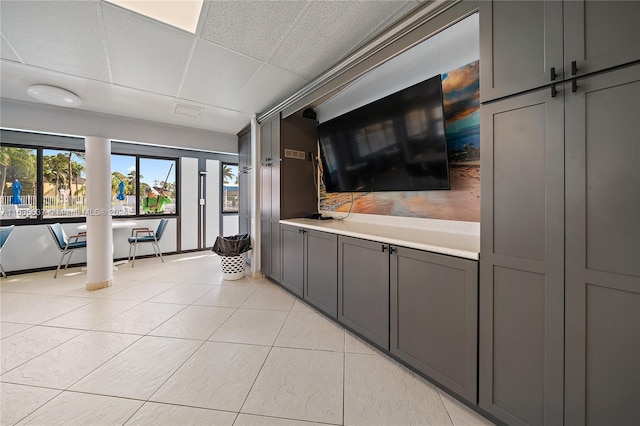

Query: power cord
[{"left": 313, "top": 152, "right": 354, "bottom": 221}]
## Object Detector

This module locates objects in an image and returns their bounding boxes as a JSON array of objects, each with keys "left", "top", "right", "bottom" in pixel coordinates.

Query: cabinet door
[
  {"left": 390, "top": 247, "right": 478, "bottom": 404},
  {"left": 269, "top": 221, "right": 281, "bottom": 282},
  {"left": 480, "top": 0, "right": 563, "bottom": 102},
  {"left": 565, "top": 64, "right": 640, "bottom": 426},
  {"left": 564, "top": 1, "right": 640, "bottom": 79},
  {"left": 479, "top": 87, "right": 564, "bottom": 425},
  {"left": 260, "top": 219, "right": 271, "bottom": 278},
  {"left": 338, "top": 236, "right": 389, "bottom": 349},
  {"left": 280, "top": 225, "right": 304, "bottom": 297},
  {"left": 304, "top": 230, "right": 338, "bottom": 318}
]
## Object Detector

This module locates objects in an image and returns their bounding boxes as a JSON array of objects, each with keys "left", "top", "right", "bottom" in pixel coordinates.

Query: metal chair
[
  {"left": 0, "top": 225, "right": 15, "bottom": 277},
  {"left": 47, "top": 223, "right": 87, "bottom": 278},
  {"left": 127, "top": 218, "right": 168, "bottom": 266}
]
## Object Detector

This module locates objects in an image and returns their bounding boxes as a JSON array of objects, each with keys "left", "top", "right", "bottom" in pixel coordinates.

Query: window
[
  {"left": 0, "top": 146, "right": 37, "bottom": 219},
  {"left": 42, "top": 149, "right": 86, "bottom": 218},
  {"left": 222, "top": 163, "right": 238, "bottom": 213},
  {"left": 111, "top": 154, "right": 136, "bottom": 216},
  {"left": 0, "top": 135, "right": 180, "bottom": 223},
  {"left": 139, "top": 157, "right": 176, "bottom": 215}
]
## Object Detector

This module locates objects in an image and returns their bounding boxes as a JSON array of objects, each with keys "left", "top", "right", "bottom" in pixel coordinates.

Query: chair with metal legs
[
  {"left": 127, "top": 218, "right": 168, "bottom": 267},
  {"left": 47, "top": 223, "right": 87, "bottom": 278},
  {"left": 0, "top": 225, "right": 16, "bottom": 277}
]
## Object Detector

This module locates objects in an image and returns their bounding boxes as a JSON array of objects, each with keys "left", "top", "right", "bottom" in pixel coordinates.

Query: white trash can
[{"left": 220, "top": 252, "right": 247, "bottom": 280}]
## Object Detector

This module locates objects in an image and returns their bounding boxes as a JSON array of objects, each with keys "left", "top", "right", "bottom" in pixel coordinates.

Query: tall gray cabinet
[
  {"left": 564, "top": 64, "right": 640, "bottom": 426},
  {"left": 260, "top": 114, "right": 318, "bottom": 282},
  {"left": 480, "top": 1, "right": 639, "bottom": 425}
]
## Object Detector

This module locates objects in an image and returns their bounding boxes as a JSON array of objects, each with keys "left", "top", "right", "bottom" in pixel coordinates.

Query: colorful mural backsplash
[{"left": 319, "top": 60, "right": 480, "bottom": 222}]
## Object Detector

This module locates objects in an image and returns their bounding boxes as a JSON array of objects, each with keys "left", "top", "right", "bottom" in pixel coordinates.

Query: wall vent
[
  {"left": 284, "top": 148, "right": 306, "bottom": 160},
  {"left": 174, "top": 103, "right": 203, "bottom": 118}
]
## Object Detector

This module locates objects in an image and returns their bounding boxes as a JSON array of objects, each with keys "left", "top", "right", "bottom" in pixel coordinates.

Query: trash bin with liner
[{"left": 212, "top": 234, "right": 251, "bottom": 280}]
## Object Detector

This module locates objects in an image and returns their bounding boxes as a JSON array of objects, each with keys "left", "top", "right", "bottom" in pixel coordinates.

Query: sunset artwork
[{"left": 320, "top": 60, "right": 481, "bottom": 222}]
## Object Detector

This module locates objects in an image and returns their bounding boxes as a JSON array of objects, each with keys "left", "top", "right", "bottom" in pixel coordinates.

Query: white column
[
  {"left": 84, "top": 136, "right": 113, "bottom": 290},
  {"left": 250, "top": 116, "right": 262, "bottom": 277}
]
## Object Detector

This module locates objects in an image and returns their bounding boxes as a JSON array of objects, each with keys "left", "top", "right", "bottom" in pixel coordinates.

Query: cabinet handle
[
  {"left": 550, "top": 67, "right": 557, "bottom": 81},
  {"left": 551, "top": 84, "right": 557, "bottom": 98},
  {"left": 571, "top": 60, "right": 578, "bottom": 76},
  {"left": 381, "top": 245, "right": 387, "bottom": 252},
  {"left": 389, "top": 246, "right": 396, "bottom": 254},
  {"left": 572, "top": 79, "right": 578, "bottom": 93}
]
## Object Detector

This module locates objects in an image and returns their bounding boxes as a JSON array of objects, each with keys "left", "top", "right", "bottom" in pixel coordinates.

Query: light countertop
[{"left": 280, "top": 217, "right": 480, "bottom": 260}]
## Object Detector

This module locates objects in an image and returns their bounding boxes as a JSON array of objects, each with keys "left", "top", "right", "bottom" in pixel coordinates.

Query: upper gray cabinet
[
  {"left": 563, "top": 1, "right": 640, "bottom": 80},
  {"left": 480, "top": 0, "right": 640, "bottom": 102},
  {"left": 480, "top": 0, "right": 563, "bottom": 102}
]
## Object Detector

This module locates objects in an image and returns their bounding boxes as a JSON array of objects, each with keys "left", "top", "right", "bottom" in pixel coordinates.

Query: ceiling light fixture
[
  {"left": 27, "top": 85, "right": 82, "bottom": 108},
  {"left": 105, "top": 0, "right": 203, "bottom": 33}
]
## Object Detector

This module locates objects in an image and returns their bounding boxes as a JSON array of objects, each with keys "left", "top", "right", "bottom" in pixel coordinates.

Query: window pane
[
  {"left": 42, "top": 149, "right": 86, "bottom": 218},
  {"left": 139, "top": 158, "right": 176, "bottom": 215},
  {"left": 222, "top": 164, "right": 238, "bottom": 213},
  {"left": 1, "top": 147, "right": 37, "bottom": 219},
  {"left": 111, "top": 154, "right": 136, "bottom": 216}
]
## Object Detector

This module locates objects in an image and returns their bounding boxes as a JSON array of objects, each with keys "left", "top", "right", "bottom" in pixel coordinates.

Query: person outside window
[{"left": 142, "top": 187, "right": 171, "bottom": 214}]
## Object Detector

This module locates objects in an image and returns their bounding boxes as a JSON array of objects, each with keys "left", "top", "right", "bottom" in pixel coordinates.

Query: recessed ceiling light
[
  {"left": 106, "top": 0, "right": 203, "bottom": 33},
  {"left": 27, "top": 85, "right": 82, "bottom": 108}
]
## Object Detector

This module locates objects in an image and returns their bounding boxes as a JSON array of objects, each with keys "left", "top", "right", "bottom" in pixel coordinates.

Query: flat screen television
[{"left": 318, "top": 74, "right": 450, "bottom": 193}]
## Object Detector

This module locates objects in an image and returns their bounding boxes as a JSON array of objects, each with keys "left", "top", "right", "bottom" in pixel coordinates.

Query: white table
[{"left": 77, "top": 221, "right": 137, "bottom": 269}]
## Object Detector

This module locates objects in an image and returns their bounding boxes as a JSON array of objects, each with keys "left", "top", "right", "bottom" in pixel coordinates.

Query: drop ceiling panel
[
  {"left": 200, "top": 1, "right": 307, "bottom": 61},
  {"left": 102, "top": 4, "right": 195, "bottom": 97},
  {"left": 180, "top": 40, "right": 263, "bottom": 109},
  {"left": 270, "top": 1, "right": 410, "bottom": 79},
  {"left": 0, "top": 1, "right": 111, "bottom": 82},
  {"left": 0, "top": 61, "right": 250, "bottom": 135},
  {"left": 1, "top": 35, "right": 21, "bottom": 62},
  {"left": 233, "top": 64, "right": 310, "bottom": 114}
]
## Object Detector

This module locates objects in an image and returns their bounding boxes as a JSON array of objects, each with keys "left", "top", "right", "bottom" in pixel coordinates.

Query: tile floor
[{"left": 1, "top": 251, "right": 493, "bottom": 426}]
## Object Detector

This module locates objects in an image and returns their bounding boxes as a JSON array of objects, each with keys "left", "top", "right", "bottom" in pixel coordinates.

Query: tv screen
[{"left": 318, "top": 75, "right": 450, "bottom": 193}]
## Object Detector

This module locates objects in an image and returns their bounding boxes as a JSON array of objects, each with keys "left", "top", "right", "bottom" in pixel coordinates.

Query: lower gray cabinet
[
  {"left": 281, "top": 225, "right": 338, "bottom": 314},
  {"left": 304, "top": 230, "right": 338, "bottom": 318},
  {"left": 390, "top": 247, "right": 478, "bottom": 403},
  {"left": 280, "top": 225, "right": 304, "bottom": 297},
  {"left": 338, "top": 235, "right": 390, "bottom": 349}
]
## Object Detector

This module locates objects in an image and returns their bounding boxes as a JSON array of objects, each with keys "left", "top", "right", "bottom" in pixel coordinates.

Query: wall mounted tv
[{"left": 318, "top": 74, "right": 450, "bottom": 193}]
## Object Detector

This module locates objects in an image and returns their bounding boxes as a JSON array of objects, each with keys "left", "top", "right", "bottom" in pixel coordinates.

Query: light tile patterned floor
[{"left": 0, "top": 251, "right": 493, "bottom": 426}]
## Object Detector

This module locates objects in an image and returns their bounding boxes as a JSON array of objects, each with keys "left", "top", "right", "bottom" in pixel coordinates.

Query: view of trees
[{"left": 0, "top": 147, "right": 36, "bottom": 199}]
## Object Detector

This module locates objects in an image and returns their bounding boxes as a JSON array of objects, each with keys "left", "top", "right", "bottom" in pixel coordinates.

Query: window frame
[
  {"left": 220, "top": 162, "right": 239, "bottom": 215},
  {"left": 0, "top": 142, "right": 180, "bottom": 225}
]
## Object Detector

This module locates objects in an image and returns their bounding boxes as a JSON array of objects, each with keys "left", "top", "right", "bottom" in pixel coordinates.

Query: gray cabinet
[
  {"left": 338, "top": 235, "right": 390, "bottom": 349},
  {"left": 260, "top": 114, "right": 318, "bottom": 282},
  {"left": 280, "top": 224, "right": 304, "bottom": 297},
  {"left": 564, "top": 64, "right": 640, "bottom": 426},
  {"left": 480, "top": 0, "right": 640, "bottom": 102},
  {"left": 563, "top": 1, "right": 640, "bottom": 80},
  {"left": 479, "top": 87, "right": 565, "bottom": 426},
  {"left": 304, "top": 229, "right": 338, "bottom": 318},
  {"left": 260, "top": 116, "right": 278, "bottom": 279},
  {"left": 281, "top": 225, "right": 338, "bottom": 315},
  {"left": 480, "top": 0, "right": 563, "bottom": 102},
  {"left": 390, "top": 247, "right": 478, "bottom": 403}
]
